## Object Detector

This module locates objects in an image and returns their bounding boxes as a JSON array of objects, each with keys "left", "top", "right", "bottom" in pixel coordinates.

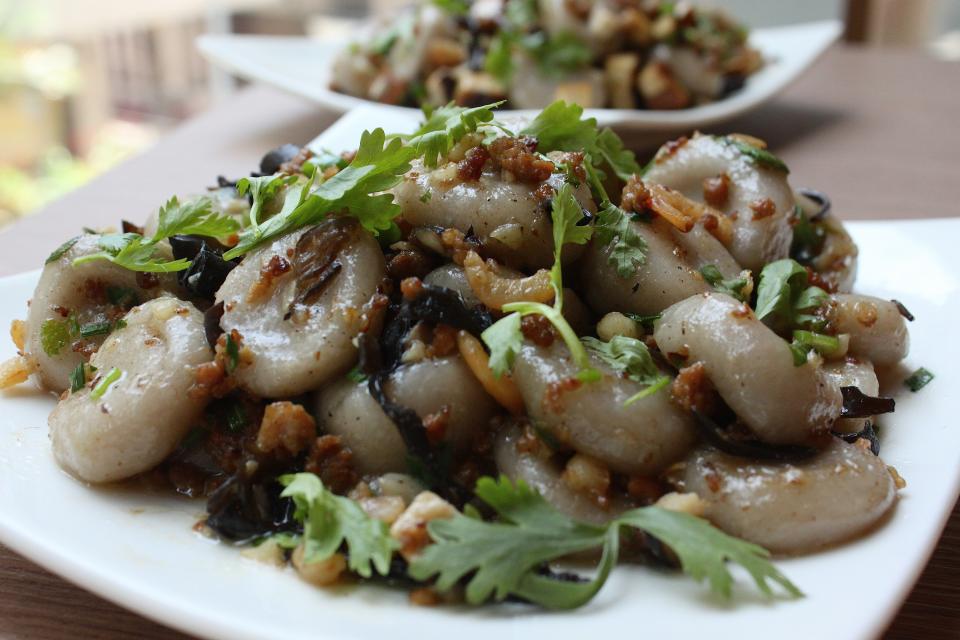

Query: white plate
[
  {"left": 1, "top": 108, "right": 958, "bottom": 640},
  {"left": 197, "top": 20, "right": 841, "bottom": 130}
]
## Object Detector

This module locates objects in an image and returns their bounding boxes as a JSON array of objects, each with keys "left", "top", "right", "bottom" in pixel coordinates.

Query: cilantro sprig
[
  {"left": 700, "top": 264, "right": 752, "bottom": 302},
  {"left": 73, "top": 196, "right": 239, "bottom": 273},
  {"left": 406, "top": 101, "right": 505, "bottom": 168},
  {"left": 521, "top": 101, "right": 641, "bottom": 181},
  {"left": 754, "top": 259, "right": 828, "bottom": 333},
  {"left": 481, "top": 183, "right": 598, "bottom": 382},
  {"left": 409, "top": 476, "right": 802, "bottom": 608},
  {"left": 223, "top": 129, "right": 415, "bottom": 259},
  {"left": 582, "top": 335, "right": 670, "bottom": 404},
  {"left": 280, "top": 473, "right": 397, "bottom": 578}
]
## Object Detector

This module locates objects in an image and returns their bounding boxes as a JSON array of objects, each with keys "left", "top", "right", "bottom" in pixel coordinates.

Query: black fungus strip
[
  {"left": 891, "top": 299, "right": 915, "bottom": 322},
  {"left": 180, "top": 243, "right": 238, "bottom": 300},
  {"left": 839, "top": 386, "right": 896, "bottom": 419},
  {"left": 834, "top": 422, "right": 880, "bottom": 456},
  {"left": 360, "top": 284, "right": 492, "bottom": 506},
  {"left": 692, "top": 409, "right": 819, "bottom": 461},
  {"left": 205, "top": 473, "right": 298, "bottom": 544},
  {"left": 204, "top": 301, "right": 225, "bottom": 349},
  {"left": 259, "top": 143, "right": 302, "bottom": 175},
  {"left": 797, "top": 188, "right": 832, "bottom": 221}
]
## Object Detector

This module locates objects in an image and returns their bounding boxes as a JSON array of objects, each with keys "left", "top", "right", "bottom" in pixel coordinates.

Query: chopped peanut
[
  {"left": 256, "top": 401, "right": 317, "bottom": 457},
  {"left": 655, "top": 492, "right": 707, "bottom": 517},
  {"left": 390, "top": 491, "right": 457, "bottom": 560},
  {"left": 291, "top": 545, "right": 347, "bottom": 587}
]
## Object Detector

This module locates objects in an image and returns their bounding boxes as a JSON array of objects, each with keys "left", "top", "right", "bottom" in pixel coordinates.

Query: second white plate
[{"left": 197, "top": 20, "right": 841, "bottom": 131}]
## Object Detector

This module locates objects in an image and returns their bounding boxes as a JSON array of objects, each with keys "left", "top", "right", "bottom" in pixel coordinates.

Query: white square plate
[
  {"left": 0, "top": 108, "right": 957, "bottom": 640},
  {"left": 197, "top": 20, "right": 841, "bottom": 131}
]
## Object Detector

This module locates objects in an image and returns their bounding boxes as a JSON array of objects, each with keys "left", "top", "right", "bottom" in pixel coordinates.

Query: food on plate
[
  {"left": 4, "top": 100, "right": 923, "bottom": 609},
  {"left": 331, "top": 0, "right": 762, "bottom": 109}
]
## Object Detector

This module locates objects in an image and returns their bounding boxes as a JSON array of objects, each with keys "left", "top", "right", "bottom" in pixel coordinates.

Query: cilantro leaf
[
  {"left": 152, "top": 195, "right": 239, "bottom": 241},
  {"left": 549, "top": 182, "right": 592, "bottom": 300},
  {"left": 485, "top": 32, "right": 515, "bottom": 84},
  {"left": 700, "top": 264, "right": 751, "bottom": 302},
  {"left": 904, "top": 367, "right": 934, "bottom": 392},
  {"left": 40, "top": 319, "right": 71, "bottom": 356},
  {"left": 72, "top": 195, "right": 237, "bottom": 273},
  {"left": 75, "top": 234, "right": 191, "bottom": 273},
  {"left": 409, "top": 476, "right": 610, "bottom": 606},
  {"left": 754, "top": 259, "right": 827, "bottom": 330},
  {"left": 430, "top": 0, "right": 469, "bottom": 15},
  {"left": 594, "top": 128, "right": 642, "bottom": 182},
  {"left": 789, "top": 330, "right": 842, "bottom": 365},
  {"left": 520, "top": 31, "right": 592, "bottom": 77},
  {"left": 407, "top": 102, "right": 504, "bottom": 168},
  {"left": 46, "top": 236, "right": 79, "bottom": 264},
  {"left": 224, "top": 128, "right": 416, "bottom": 259},
  {"left": 521, "top": 101, "right": 598, "bottom": 156},
  {"left": 481, "top": 312, "right": 523, "bottom": 379},
  {"left": 520, "top": 101, "right": 641, "bottom": 181},
  {"left": 616, "top": 507, "right": 802, "bottom": 599},
  {"left": 582, "top": 335, "right": 670, "bottom": 403},
  {"left": 722, "top": 136, "right": 789, "bottom": 174},
  {"left": 410, "top": 476, "right": 802, "bottom": 608},
  {"left": 280, "top": 473, "right": 397, "bottom": 578},
  {"left": 594, "top": 202, "right": 648, "bottom": 277}
]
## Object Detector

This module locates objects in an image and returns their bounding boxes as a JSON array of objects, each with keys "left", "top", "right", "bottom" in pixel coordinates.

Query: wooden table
[{"left": 0, "top": 44, "right": 958, "bottom": 639}]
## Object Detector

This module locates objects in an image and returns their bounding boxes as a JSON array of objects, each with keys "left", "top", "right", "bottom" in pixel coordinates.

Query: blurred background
[{"left": 0, "top": 0, "right": 957, "bottom": 226}]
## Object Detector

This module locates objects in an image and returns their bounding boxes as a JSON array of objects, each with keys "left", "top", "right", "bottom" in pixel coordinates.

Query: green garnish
[
  {"left": 409, "top": 475, "right": 802, "bottom": 608},
  {"left": 520, "top": 101, "right": 641, "bottom": 181},
  {"left": 106, "top": 286, "right": 139, "bottom": 308},
  {"left": 625, "top": 312, "right": 662, "bottom": 329},
  {"left": 419, "top": 188, "right": 432, "bottom": 203},
  {"left": 430, "top": 0, "right": 469, "bottom": 15},
  {"left": 594, "top": 202, "right": 648, "bottom": 277},
  {"left": 78, "top": 321, "right": 112, "bottom": 338},
  {"left": 225, "top": 333, "right": 240, "bottom": 374},
  {"left": 789, "top": 330, "right": 841, "bottom": 365},
  {"left": 790, "top": 206, "right": 826, "bottom": 264},
  {"left": 346, "top": 365, "right": 369, "bottom": 384},
  {"left": 280, "top": 473, "right": 397, "bottom": 578},
  {"left": 90, "top": 367, "right": 122, "bottom": 400},
  {"left": 700, "top": 264, "right": 751, "bottom": 302},
  {"left": 582, "top": 335, "right": 671, "bottom": 405},
  {"left": 69, "top": 362, "right": 87, "bottom": 393},
  {"left": 723, "top": 137, "right": 789, "bottom": 174},
  {"left": 224, "top": 129, "right": 416, "bottom": 259},
  {"left": 520, "top": 31, "right": 592, "bottom": 78},
  {"left": 482, "top": 184, "right": 598, "bottom": 382},
  {"left": 39, "top": 319, "right": 71, "bottom": 357},
  {"left": 45, "top": 236, "right": 79, "bottom": 264},
  {"left": 484, "top": 32, "right": 515, "bottom": 83},
  {"left": 904, "top": 367, "right": 934, "bottom": 392},
  {"left": 407, "top": 101, "right": 504, "bottom": 168},
  {"left": 74, "top": 196, "right": 239, "bottom": 273},
  {"left": 754, "top": 259, "right": 828, "bottom": 332}
]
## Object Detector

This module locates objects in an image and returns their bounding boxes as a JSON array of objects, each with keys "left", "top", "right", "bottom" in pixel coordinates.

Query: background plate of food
[
  {"left": 0, "top": 104, "right": 956, "bottom": 640},
  {"left": 198, "top": 0, "right": 841, "bottom": 131}
]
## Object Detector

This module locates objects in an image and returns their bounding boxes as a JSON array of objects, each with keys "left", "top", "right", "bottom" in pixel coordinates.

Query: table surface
[{"left": 1, "top": 44, "right": 959, "bottom": 639}]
